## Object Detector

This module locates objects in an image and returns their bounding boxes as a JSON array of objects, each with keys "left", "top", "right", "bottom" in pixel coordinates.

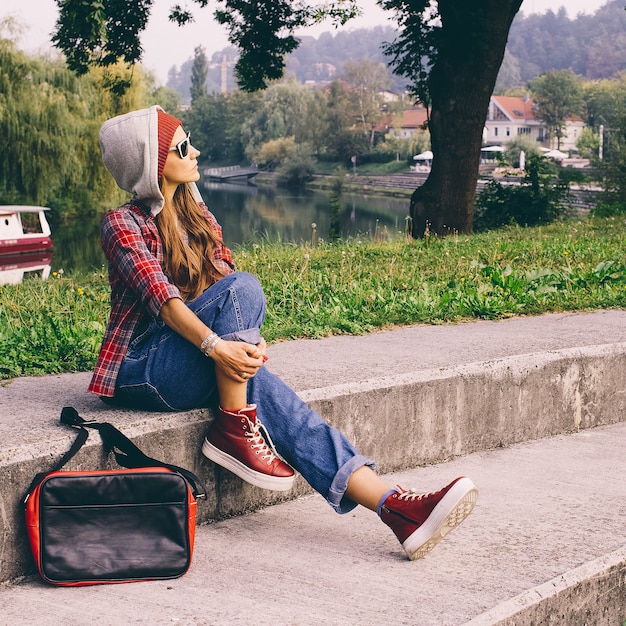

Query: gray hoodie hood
[{"left": 99, "top": 105, "right": 168, "bottom": 216}]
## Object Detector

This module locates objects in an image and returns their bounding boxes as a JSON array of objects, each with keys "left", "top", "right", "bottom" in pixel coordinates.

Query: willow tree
[
  {"left": 0, "top": 23, "right": 152, "bottom": 207},
  {"left": 0, "top": 35, "right": 87, "bottom": 205},
  {"left": 51, "top": 0, "right": 523, "bottom": 235}
]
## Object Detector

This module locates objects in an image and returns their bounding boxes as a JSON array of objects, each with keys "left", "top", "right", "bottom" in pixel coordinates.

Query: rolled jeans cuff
[
  {"left": 219, "top": 328, "right": 262, "bottom": 344},
  {"left": 327, "top": 455, "right": 377, "bottom": 514}
]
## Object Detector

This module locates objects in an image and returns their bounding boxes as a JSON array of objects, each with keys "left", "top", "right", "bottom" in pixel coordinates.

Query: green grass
[
  {"left": 0, "top": 270, "right": 109, "bottom": 379},
  {"left": 310, "top": 160, "right": 410, "bottom": 176},
  {"left": 1, "top": 216, "right": 625, "bottom": 380}
]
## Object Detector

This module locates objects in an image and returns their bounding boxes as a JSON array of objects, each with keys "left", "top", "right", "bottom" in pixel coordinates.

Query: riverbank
[
  {"left": 256, "top": 169, "right": 420, "bottom": 197},
  {"left": 256, "top": 168, "right": 601, "bottom": 210},
  {"left": 306, "top": 172, "right": 422, "bottom": 197}
]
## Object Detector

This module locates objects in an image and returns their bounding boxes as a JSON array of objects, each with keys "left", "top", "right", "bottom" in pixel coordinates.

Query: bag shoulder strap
[
  {"left": 23, "top": 424, "right": 90, "bottom": 502},
  {"left": 60, "top": 407, "right": 206, "bottom": 499}
]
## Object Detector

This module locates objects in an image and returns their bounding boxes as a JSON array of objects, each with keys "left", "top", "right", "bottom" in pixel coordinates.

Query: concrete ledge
[
  {"left": 302, "top": 343, "right": 626, "bottom": 473},
  {"left": 2, "top": 334, "right": 626, "bottom": 583},
  {"left": 463, "top": 546, "right": 626, "bottom": 626}
]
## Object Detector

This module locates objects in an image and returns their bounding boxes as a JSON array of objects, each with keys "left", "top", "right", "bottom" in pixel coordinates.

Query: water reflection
[
  {"left": 47, "top": 182, "right": 411, "bottom": 274},
  {"left": 201, "top": 181, "right": 410, "bottom": 246},
  {"left": 49, "top": 211, "right": 107, "bottom": 274},
  {"left": 0, "top": 252, "right": 52, "bottom": 285}
]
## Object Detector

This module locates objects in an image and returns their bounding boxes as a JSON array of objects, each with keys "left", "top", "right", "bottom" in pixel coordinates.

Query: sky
[{"left": 0, "top": 0, "right": 613, "bottom": 85}]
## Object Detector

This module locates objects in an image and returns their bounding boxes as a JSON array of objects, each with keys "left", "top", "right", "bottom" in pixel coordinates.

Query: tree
[
  {"left": 474, "top": 154, "right": 567, "bottom": 231},
  {"left": 183, "top": 90, "right": 263, "bottom": 163},
  {"left": 576, "top": 127, "right": 600, "bottom": 159},
  {"left": 190, "top": 46, "right": 209, "bottom": 104},
  {"left": 583, "top": 73, "right": 626, "bottom": 131},
  {"left": 51, "top": 0, "right": 524, "bottom": 236},
  {"left": 239, "top": 80, "right": 326, "bottom": 160},
  {"left": 52, "top": 0, "right": 153, "bottom": 94},
  {"left": 504, "top": 2, "right": 626, "bottom": 84},
  {"left": 275, "top": 144, "right": 316, "bottom": 187},
  {"left": 593, "top": 97, "right": 626, "bottom": 211},
  {"left": 183, "top": 93, "right": 228, "bottom": 162},
  {"left": 255, "top": 136, "right": 297, "bottom": 168},
  {"left": 151, "top": 85, "right": 183, "bottom": 114},
  {"left": 324, "top": 80, "right": 360, "bottom": 160},
  {"left": 341, "top": 59, "right": 390, "bottom": 148},
  {"left": 494, "top": 49, "right": 522, "bottom": 94},
  {"left": 503, "top": 136, "right": 541, "bottom": 169},
  {"left": 529, "top": 69, "right": 585, "bottom": 150},
  {"left": 382, "top": 0, "right": 523, "bottom": 235},
  {"left": 0, "top": 26, "right": 148, "bottom": 208}
]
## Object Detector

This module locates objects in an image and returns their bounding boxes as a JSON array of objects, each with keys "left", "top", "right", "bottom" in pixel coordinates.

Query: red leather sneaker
[
  {"left": 202, "top": 405, "right": 295, "bottom": 491},
  {"left": 379, "top": 477, "right": 478, "bottom": 560}
]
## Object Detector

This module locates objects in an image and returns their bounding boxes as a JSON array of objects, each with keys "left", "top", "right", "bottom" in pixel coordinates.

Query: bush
[
  {"left": 557, "top": 166, "right": 590, "bottom": 185},
  {"left": 366, "top": 144, "right": 399, "bottom": 163},
  {"left": 503, "top": 136, "right": 542, "bottom": 168},
  {"left": 254, "top": 137, "right": 297, "bottom": 170},
  {"left": 591, "top": 201, "right": 626, "bottom": 217},
  {"left": 474, "top": 155, "right": 569, "bottom": 231},
  {"left": 596, "top": 116, "right": 626, "bottom": 209},
  {"left": 275, "top": 145, "right": 316, "bottom": 187}
]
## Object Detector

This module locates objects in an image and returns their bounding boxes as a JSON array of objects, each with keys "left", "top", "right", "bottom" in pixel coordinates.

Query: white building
[{"left": 483, "top": 95, "right": 584, "bottom": 151}]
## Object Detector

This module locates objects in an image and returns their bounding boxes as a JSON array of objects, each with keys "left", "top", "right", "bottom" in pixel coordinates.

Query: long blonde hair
[{"left": 156, "top": 184, "right": 227, "bottom": 301}]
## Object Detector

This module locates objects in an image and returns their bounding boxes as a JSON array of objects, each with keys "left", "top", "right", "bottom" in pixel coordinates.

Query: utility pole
[{"left": 599, "top": 124, "right": 603, "bottom": 161}]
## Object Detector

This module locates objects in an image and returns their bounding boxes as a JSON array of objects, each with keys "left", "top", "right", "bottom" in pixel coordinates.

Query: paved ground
[
  {"left": 5, "top": 309, "right": 626, "bottom": 454},
  {"left": 0, "top": 310, "right": 626, "bottom": 428},
  {"left": 263, "top": 309, "right": 626, "bottom": 392},
  {"left": 2, "top": 420, "right": 626, "bottom": 626},
  {"left": 1, "top": 310, "right": 625, "bottom": 625}
]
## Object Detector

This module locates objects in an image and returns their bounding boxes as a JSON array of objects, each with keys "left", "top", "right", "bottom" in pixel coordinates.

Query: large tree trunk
[{"left": 410, "top": 0, "right": 523, "bottom": 237}]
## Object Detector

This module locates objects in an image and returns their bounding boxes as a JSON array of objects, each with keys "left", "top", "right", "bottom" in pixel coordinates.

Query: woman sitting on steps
[{"left": 89, "top": 105, "right": 478, "bottom": 561}]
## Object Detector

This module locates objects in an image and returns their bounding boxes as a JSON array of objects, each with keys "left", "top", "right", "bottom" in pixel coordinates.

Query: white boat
[{"left": 0, "top": 206, "right": 53, "bottom": 256}]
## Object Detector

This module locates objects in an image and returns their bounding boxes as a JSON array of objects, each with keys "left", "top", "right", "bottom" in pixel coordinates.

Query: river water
[{"left": 42, "top": 180, "right": 411, "bottom": 275}]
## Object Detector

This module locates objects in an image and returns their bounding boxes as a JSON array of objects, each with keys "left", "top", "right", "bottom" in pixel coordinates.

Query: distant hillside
[
  {"left": 166, "top": 25, "right": 404, "bottom": 102},
  {"left": 284, "top": 26, "right": 403, "bottom": 89},
  {"left": 500, "top": 0, "right": 626, "bottom": 89},
  {"left": 166, "top": 1, "right": 626, "bottom": 101}
]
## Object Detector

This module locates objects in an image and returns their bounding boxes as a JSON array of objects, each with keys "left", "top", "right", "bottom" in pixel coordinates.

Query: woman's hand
[
  {"left": 158, "top": 297, "right": 268, "bottom": 382},
  {"left": 210, "top": 337, "right": 267, "bottom": 382}
]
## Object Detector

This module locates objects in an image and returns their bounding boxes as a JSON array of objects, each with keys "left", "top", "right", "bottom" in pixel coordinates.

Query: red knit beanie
[{"left": 157, "top": 109, "right": 182, "bottom": 180}]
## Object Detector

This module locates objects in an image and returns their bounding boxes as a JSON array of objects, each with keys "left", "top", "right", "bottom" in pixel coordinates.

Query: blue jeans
[{"left": 115, "top": 272, "right": 375, "bottom": 513}]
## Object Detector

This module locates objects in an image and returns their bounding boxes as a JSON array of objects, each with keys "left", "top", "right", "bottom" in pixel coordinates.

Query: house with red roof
[
  {"left": 393, "top": 107, "right": 429, "bottom": 139},
  {"left": 388, "top": 96, "right": 584, "bottom": 154},
  {"left": 484, "top": 95, "right": 584, "bottom": 151}
]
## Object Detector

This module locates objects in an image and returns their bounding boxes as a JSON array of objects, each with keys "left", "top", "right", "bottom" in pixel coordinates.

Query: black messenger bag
[{"left": 24, "top": 407, "right": 206, "bottom": 586}]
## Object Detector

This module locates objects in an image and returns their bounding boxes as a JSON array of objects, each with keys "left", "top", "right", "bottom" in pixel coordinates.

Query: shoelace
[
  {"left": 244, "top": 417, "right": 278, "bottom": 465},
  {"left": 396, "top": 486, "right": 439, "bottom": 502}
]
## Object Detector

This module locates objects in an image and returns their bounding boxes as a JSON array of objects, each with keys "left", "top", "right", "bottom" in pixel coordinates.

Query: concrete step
[
  {"left": 1, "top": 422, "right": 625, "bottom": 625},
  {"left": 1, "top": 310, "right": 625, "bottom": 615}
]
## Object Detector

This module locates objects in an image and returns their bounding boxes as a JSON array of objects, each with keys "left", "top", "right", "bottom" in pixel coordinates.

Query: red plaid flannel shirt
[{"left": 88, "top": 200, "right": 234, "bottom": 397}]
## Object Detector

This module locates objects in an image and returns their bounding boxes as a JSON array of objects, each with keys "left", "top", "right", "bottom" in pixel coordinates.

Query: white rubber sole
[
  {"left": 202, "top": 438, "right": 295, "bottom": 491},
  {"left": 403, "top": 477, "right": 478, "bottom": 561}
]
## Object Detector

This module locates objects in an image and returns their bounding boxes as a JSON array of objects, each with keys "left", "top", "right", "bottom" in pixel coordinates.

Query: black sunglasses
[{"left": 169, "top": 132, "right": 191, "bottom": 159}]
